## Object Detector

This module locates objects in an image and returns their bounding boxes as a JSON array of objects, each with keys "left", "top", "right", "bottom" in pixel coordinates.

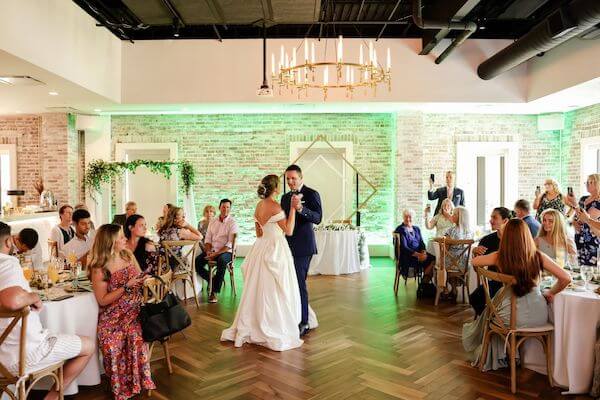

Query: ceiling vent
[{"left": 0, "top": 76, "right": 45, "bottom": 86}]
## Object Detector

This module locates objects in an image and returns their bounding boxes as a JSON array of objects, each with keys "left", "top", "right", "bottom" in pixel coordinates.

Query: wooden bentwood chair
[
  {"left": 207, "top": 234, "right": 237, "bottom": 297},
  {"left": 0, "top": 307, "right": 64, "bottom": 400},
  {"left": 162, "top": 240, "right": 200, "bottom": 308},
  {"left": 143, "top": 269, "right": 175, "bottom": 374},
  {"left": 476, "top": 266, "right": 554, "bottom": 394},
  {"left": 432, "top": 237, "right": 474, "bottom": 306}
]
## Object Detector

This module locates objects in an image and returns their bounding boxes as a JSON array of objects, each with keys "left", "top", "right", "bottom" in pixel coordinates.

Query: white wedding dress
[{"left": 221, "top": 211, "right": 318, "bottom": 351}]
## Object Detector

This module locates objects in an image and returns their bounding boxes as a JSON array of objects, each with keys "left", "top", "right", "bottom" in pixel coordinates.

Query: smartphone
[
  {"left": 430, "top": 173, "right": 435, "bottom": 183},
  {"left": 568, "top": 186, "right": 574, "bottom": 196},
  {"left": 536, "top": 186, "right": 541, "bottom": 192}
]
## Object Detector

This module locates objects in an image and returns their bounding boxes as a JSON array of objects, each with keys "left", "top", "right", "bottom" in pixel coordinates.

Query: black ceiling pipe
[
  {"left": 412, "top": 0, "right": 478, "bottom": 64},
  {"left": 478, "top": 0, "right": 600, "bottom": 80}
]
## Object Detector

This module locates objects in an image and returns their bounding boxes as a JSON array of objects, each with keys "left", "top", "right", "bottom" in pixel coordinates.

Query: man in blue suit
[{"left": 281, "top": 165, "right": 322, "bottom": 337}]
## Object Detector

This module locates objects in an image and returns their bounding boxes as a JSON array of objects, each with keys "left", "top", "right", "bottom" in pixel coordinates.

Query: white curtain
[{"left": 183, "top": 190, "right": 198, "bottom": 229}]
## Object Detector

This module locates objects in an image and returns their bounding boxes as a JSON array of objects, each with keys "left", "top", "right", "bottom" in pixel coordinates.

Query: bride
[{"left": 221, "top": 174, "right": 305, "bottom": 351}]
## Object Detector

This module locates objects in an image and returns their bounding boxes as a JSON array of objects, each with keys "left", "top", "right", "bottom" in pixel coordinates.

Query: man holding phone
[{"left": 428, "top": 171, "right": 465, "bottom": 215}]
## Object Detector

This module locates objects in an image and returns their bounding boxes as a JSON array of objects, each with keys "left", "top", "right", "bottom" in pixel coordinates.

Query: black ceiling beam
[
  {"left": 160, "top": 0, "right": 186, "bottom": 26},
  {"left": 376, "top": 0, "right": 402, "bottom": 40},
  {"left": 418, "top": 0, "right": 481, "bottom": 55}
]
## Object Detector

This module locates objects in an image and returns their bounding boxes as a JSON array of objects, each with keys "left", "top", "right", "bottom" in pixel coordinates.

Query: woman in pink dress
[{"left": 90, "top": 223, "right": 155, "bottom": 400}]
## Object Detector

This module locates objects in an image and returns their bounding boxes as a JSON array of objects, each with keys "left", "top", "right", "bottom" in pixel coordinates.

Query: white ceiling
[{"left": 0, "top": 46, "right": 599, "bottom": 117}]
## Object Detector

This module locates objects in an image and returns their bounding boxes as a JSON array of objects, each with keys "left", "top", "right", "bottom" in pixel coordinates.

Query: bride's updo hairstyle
[{"left": 257, "top": 174, "right": 279, "bottom": 199}]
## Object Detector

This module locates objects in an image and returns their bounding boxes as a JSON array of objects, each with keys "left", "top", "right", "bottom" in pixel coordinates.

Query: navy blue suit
[{"left": 281, "top": 185, "right": 322, "bottom": 325}]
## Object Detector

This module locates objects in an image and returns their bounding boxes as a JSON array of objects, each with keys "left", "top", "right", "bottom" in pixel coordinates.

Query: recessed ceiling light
[
  {"left": 48, "top": 91, "right": 59, "bottom": 96},
  {"left": 94, "top": 108, "right": 101, "bottom": 112}
]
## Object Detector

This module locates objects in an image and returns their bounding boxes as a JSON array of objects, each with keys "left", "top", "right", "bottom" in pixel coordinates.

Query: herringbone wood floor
[{"left": 72, "top": 258, "right": 591, "bottom": 400}]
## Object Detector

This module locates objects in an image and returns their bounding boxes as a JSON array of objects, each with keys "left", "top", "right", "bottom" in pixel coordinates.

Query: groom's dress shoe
[{"left": 299, "top": 323, "right": 310, "bottom": 337}]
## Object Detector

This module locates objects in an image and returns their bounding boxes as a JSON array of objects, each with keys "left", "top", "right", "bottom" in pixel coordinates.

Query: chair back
[
  {"left": 0, "top": 307, "right": 29, "bottom": 380},
  {"left": 433, "top": 237, "right": 474, "bottom": 272},
  {"left": 143, "top": 270, "right": 174, "bottom": 303},
  {"left": 161, "top": 240, "right": 199, "bottom": 273},
  {"left": 476, "top": 266, "right": 517, "bottom": 331},
  {"left": 392, "top": 233, "right": 401, "bottom": 266},
  {"left": 48, "top": 239, "right": 58, "bottom": 259}
]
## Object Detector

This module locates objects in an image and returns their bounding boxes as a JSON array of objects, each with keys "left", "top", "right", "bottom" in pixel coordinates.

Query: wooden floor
[{"left": 73, "top": 258, "right": 591, "bottom": 400}]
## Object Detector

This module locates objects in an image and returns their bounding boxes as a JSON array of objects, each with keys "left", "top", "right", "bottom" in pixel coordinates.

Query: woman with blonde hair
[
  {"left": 197, "top": 204, "right": 216, "bottom": 246},
  {"left": 442, "top": 206, "right": 473, "bottom": 273},
  {"left": 567, "top": 173, "right": 600, "bottom": 266},
  {"left": 158, "top": 206, "right": 201, "bottom": 268},
  {"left": 424, "top": 198, "right": 455, "bottom": 237},
  {"left": 89, "top": 224, "right": 155, "bottom": 400},
  {"left": 463, "top": 219, "right": 570, "bottom": 371},
  {"left": 535, "top": 209, "right": 576, "bottom": 263},
  {"left": 534, "top": 178, "right": 565, "bottom": 221}
]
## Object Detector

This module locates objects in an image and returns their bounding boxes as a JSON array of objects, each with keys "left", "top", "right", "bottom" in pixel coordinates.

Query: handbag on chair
[{"left": 139, "top": 275, "right": 192, "bottom": 342}]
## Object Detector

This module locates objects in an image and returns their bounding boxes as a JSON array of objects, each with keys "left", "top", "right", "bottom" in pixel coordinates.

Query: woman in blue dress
[{"left": 569, "top": 174, "right": 600, "bottom": 266}]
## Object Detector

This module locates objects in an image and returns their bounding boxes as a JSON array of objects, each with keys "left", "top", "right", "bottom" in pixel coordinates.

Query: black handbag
[{"left": 139, "top": 276, "right": 191, "bottom": 342}]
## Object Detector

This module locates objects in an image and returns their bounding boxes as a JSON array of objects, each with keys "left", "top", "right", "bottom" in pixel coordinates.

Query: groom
[{"left": 282, "top": 164, "right": 322, "bottom": 337}]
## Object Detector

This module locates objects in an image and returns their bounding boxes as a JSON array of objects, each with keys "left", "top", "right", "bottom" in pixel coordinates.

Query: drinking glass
[
  {"left": 22, "top": 266, "right": 33, "bottom": 282},
  {"left": 581, "top": 266, "right": 593, "bottom": 291},
  {"left": 567, "top": 253, "right": 578, "bottom": 273},
  {"left": 47, "top": 264, "right": 59, "bottom": 285}
]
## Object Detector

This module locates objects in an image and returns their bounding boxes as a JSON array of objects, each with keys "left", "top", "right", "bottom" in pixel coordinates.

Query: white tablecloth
[
  {"left": 38, "top": 292, "right": 102, "bottom": 395},
  {"left": 308, "top": 230, "right": 370, "bottom": 276},
  {"left": 523, "top": 288, "right": 600, "bottom": 394}
]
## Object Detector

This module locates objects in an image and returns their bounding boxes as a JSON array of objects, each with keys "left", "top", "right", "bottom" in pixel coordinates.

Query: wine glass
[
  {"left": 581, "top": 266, "right": 593, "bottom": 291},
  {"left": 47, "top": 264, "right": 59, "bottom": 286}
]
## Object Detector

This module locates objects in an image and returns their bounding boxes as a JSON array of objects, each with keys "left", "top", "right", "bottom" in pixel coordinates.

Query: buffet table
[
  {"left": 308, "top": 229, "right": 370, "bottom": 276},
  {"left": 522, "top": 285, "right": 600, "bottom": 394}
]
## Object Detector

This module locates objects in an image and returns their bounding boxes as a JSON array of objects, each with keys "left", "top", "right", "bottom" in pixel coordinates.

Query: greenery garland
[{"left": 84, "top": 159, "right": 196, "bottom": 199}]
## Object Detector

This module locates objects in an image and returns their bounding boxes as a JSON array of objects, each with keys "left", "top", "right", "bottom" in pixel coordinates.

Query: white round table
[
  {"left": 38, "top": 292, "right": 102, "bottom": 395},
  {"left": 522, "top": 286, "right": 600, "bottom": 394},
  {"left": 308, "top": 230, "right": 370, "bottom": 276}
]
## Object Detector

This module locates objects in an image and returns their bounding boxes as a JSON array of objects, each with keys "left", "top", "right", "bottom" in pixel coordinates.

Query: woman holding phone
[
  {"left": 533, "top": 178, "right": 566, "bottom": 221},
  {"left": 566, "top": 174, "right": 600, "bottom": 266}
]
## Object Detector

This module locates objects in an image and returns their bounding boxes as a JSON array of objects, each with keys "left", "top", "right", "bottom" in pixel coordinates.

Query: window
[
  {"left": 0, "top": 144, "right": 17, "bottom": 207},
  {"left": 580, "top": 137, "right": 600, "bottom": 194},
  {"left": 457, "top": 142, "right": 519, "bottom": 230}
]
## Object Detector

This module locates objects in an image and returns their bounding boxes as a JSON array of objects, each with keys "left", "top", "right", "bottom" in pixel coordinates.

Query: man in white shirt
[
  {"left": 196, "top": 199, "right": 238, "bottom": 303},
  {"left": 61, "top": 209, "right": 94, "bottom": 267},
  {"left": 10, "top": 228, "right": 42, "bottom": 269},
  {"left": 0, "top": 222, "right": 94, "bottom": 399}
]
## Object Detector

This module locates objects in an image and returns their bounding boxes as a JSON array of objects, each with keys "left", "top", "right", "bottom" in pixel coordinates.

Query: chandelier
[{"left": 272, "top": 36, "right": 391, "bottom": 100}]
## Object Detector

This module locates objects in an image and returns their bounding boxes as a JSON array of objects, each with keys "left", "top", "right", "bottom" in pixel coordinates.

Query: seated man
[
  {"left": 61, "top": 209, "right": 94, "bottom": 267},
  {"left": 394, "top": 209, "right": 435, "bottom": 280},
  {"left": 196, "top": 199, "right": 238, "bottom": 304},
  {"left": 468, "top": 206, "right": 510, "bottom": 316},
  {"left": 0, "top": 222, "right": 94, "bottom": 400},
  {"left": 111, "top": 201, "right": 137, "bottom": 226},
  {"left": 10, "top": 228, "right": 42, "bottom": 268}
]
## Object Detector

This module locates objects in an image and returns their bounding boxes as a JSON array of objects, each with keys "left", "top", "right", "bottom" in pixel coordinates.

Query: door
[
  {"left": 115, "top": 143, "right": 177, "bottom": 225},
  {"left": 290, "top": 141, "right": 354, "bottom": 225}
]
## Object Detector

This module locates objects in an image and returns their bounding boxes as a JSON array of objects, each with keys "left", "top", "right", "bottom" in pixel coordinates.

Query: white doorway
[
  {"left": 456, "top": 142, "right": 519, "bottom": 229},
  {"left": 0, "top": 144, "right": 17, "bottom": 207},
  {"left": 115, "top": 143, "right": 178, "bottom": 225},
  {"left": 580, "top": 136, "right": 600, "bottom": 195},
  {"left": 290, "top": 141, "right": 354, "bottom": 224}
]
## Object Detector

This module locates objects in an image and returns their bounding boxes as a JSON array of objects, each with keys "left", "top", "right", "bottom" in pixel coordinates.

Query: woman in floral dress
[
  {"left": 90, "top": 224, "right": 155, "bottom": 400},
  {"left": 570, "top": 174, "right": 600, "bottom": 266}
]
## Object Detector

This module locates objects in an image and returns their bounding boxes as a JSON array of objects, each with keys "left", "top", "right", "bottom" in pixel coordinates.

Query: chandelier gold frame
[{"left": 272, "top": 37, "right": 391, "bottom": 101}]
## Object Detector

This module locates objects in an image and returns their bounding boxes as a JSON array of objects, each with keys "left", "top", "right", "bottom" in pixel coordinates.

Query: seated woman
[
  {"left": 155, "top": 203, "right": 174, "bottom": 231},
  {"left": 197, "top": 204, "right": 216, "bottom": 248},
  {"left": 89, "top": 224, "right": 155, "bottom": 400},
  {"left": 442, "top": 206, "right": 473, "bottom": 273},
  {"left": 535, "top": 209, "right": 576, "bottom": 264},
  {"left": 425, "top": 198, "right": 455, "bottom": 237},
  {"left": 462, "top": 219, "right": 571, "bottom": 371},
  {"left": 394, "top": 209, "right": 435, "bottom": 280},
  {"left": 124, "top": 214, "right": 160, "bottom": 274},
  {"left": 158, "top": 206, "right": 201, "bottom": 269}
]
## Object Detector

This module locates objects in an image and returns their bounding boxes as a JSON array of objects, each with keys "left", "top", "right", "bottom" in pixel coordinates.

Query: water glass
[{"left": 581, "top": 266, "right": 593, "bottom": 291}]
